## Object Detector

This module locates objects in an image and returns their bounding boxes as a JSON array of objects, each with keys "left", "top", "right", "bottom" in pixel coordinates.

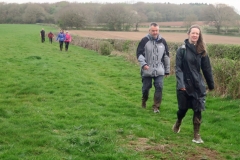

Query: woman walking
[
  {"left": 64, "top": 31, "right": 72, "bottom": 51},
  {"left": 172, "top": 25, "right": 214, "bottom": 144},
  {"left": 56, "top": 30, "right": 65, "bottom": 51}
]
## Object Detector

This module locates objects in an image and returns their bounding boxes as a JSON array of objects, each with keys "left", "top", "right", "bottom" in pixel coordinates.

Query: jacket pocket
[
  {"left": 142, "top": 68, "right": 153, "bottom": 77},
  {"left": 185, "top": 78, "right": 194, "bottom": 94}
]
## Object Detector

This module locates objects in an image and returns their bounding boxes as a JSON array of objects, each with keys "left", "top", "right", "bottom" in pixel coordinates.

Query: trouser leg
[
  {"left": 141, "top": 77, "right": 152, "bottom": 108},
  {"left": 152, "top": 75, "right": 164, "bottom": 112},
  {"left": 173, "top": 90, "right": 189, "bottom": 132},
  {"left": 60, "top": 41, "right": 63, "bottom": 51},
  {"left": 65, "top": 42, "right": 69, "bottom": 51}
]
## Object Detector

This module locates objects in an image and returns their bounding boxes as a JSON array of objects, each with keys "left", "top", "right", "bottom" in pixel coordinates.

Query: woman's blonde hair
[{"left": 188, "top": 25, "right": 207, "bottom": 56}]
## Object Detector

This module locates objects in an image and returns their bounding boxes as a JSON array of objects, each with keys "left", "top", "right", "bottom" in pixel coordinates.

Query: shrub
[
  {"left": 122, "top": 40, "right": 130, "bottom": 52},
  {"left": 208, "top": 44, "right": 240, "bottom": 60},
  {"left": 211, "top": 58, "right": 240, "bottom": 98},
  {"left": 99, "top": 41, "right": 113, "bottom": 56}
]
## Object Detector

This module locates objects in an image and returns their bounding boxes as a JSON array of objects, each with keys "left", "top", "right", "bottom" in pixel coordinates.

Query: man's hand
[{"left": 143, "top": 65, "right": 149, "bottom": 70}]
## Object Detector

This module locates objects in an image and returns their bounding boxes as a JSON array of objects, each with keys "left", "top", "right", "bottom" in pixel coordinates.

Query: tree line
[{"left": 0, "top": 1, "right": 239, "bottom": 33}]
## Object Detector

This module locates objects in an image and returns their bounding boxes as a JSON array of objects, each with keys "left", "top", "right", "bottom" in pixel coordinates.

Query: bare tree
[
  {"left": 55, "top": 4, "right": 90, "bottom": 29},
  {"left": 183, "top": 14, "right": 198, "bottom": 30},
  {"left": 131, "top": 11, "right": 147, "bottom": 31},
  {"left": 0, "top": 3, "right": 27, "bottom": 23},
  {"left": 23, "top": 4, "right": 47, "bottom": 23},
  {"left": 147, "top": 11, "right": 162, "bottom": 22},
  {"left": 204, "top": 4, "right": 237, "bottom": 34},
  {"left": 234, "top": 15, "right": 240, "bottom": 33},
  {"left": 97, "top": 4, "right": 129, "bottom": 31},
  {"left": 0, "top": 3, "right": 8, "bottom": 23}
]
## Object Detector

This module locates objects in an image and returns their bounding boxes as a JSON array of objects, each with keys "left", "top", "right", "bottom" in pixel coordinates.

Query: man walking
[
  {"left": 136, "top": 22, "right": 170, "bottom": 113},
  {"left": 40, "top": 28, "right": 45, "bottom": 43}
]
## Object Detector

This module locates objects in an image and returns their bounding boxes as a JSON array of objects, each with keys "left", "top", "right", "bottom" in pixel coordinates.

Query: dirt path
[{"left": 69, "top": 30, "right": 240, "bottom": 45}]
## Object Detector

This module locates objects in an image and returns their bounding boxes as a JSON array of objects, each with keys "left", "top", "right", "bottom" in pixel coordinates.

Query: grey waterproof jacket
[
  {"left": 136, "top": 34, "right": 170, "bottom": 77},
  {"left": 176, "top": 39, "right": 214, "bottom": 111}
]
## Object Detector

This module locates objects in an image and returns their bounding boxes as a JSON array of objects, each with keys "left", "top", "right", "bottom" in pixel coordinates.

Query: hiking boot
[
  {"left": 172, "top": 119, "right": 182, "bottom": 133},
  {"left": 153, "top": 108, "right": 159, "bottom": 113},
  {"left": 152, "top": 91, "right": 161, "bottom": 113},
  {"left": 142, "top": 101, "right": 146, "bottom": 108},
  {"left": 192, "top": 117, "right": 203, "bottom": 143},
  {"left": 141, "top": 96, "right": 148, "bottom": 108},
  {"left": 192, "top": 134, "right": 204, "bottom": 143}
]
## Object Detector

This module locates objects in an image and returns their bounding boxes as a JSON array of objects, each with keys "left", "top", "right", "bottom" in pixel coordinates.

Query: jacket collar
[{"left": 147, "top": 34, "right": 162, "bottom": 41}]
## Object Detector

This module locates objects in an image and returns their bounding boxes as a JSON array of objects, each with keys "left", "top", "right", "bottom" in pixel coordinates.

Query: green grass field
[{"left": 0, "top": 24, "right": 239, "bottom": 160}]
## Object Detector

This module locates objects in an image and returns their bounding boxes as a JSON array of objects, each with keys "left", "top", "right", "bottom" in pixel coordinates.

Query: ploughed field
[{"left": 69, "top": 30, "right": 240, "bottom": 45}]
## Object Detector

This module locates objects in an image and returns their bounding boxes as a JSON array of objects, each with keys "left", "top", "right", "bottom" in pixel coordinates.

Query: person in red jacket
[
  {"left": 64, "top": 31, "right": 72, "bottom": 51},
  {"left": 48, "top": 32, "right": 54, "bottom": 44}
]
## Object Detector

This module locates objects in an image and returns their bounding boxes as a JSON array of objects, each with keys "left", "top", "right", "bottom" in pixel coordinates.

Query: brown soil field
[
  {"left": 69, "top": 30, "right": 240, "bottom": 45},
  {"left": 139, "top": 21, "right": 206, "bottom": 27}
]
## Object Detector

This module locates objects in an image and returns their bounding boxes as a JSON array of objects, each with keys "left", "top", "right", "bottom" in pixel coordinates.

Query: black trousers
[
  {"left": 65, "top": 42, "right": 70, "bottom": 51},
  {"left": 59, "top": 41, "right": 64, "bottom": 51},
  {"left": 41, "top": 36, "right": 45, "bottom": 43},
  {"left": 49, "top": 38, "right": 53, "bottom": 44},
  {"left": 176, "top": 90, "right": 202, "bottom": 121}
]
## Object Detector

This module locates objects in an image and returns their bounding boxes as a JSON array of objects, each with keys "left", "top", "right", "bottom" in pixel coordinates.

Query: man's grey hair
[
  {"left": 150, "top": 22, "right": 158, "bottom": 27},
  {"left": 149, "top": 22, "right": 159, "bottom": 29}
]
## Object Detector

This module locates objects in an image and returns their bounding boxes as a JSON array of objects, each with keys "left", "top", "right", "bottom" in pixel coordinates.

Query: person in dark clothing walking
[
  {"left": 40, "top": 28, "right": 45, "bottom": 43},
  {"left": 172, "top": 24, "right": 214, "bottom": 144},
  {"left": 48, "top": 31, "right": 54, "bottom": 44},
  {"left": 136, "top": 22, "right": 170, "bottom": 113},
  {"left": 56, "top": 30, "right": 65, "bottom": 51}
]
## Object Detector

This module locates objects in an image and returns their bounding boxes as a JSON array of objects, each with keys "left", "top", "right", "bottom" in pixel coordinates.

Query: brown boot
[
  {"left": 192, "top": 118, "right": 204, "bottom": 143},
  {"left": 172, "top": 119, "right": 182, "bottom": 133},
  {"left": 152, "top": 92, "right": 162, "bottom": 113},
  {"left": 141, "top": 96, "right": 148, "bottom": 108}
]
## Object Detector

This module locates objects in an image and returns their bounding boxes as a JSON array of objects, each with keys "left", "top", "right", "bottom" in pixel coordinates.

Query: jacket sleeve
[
  {"left": 162, "top": 39, "right": 170, "bottom": 75},
  {"left": 162, "top": 38, "right": 170, "bottom": 57},
  {"left": 175, "top": 48, "right": 185, "bottom": 90},
  {"left": 136, "top": 38, "right": 147, "bottom": 68},
  {"left": 201, "top": 55, "right": 214, "bottom": 90}
]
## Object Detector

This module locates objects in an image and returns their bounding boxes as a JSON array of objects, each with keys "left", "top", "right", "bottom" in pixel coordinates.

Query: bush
[
  {"left": 208, "top": 44, "right": 240, "bottom": 60},
  {"left": 99, "top": 41, "right": 113, "bottom": 55},
  {"left": 212, "top": 58, "right": 240, "bottom": 98}
]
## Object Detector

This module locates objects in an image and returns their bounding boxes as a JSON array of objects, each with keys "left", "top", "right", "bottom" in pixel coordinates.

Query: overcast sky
[{"left": 1, "top": 0, "right": 239, "bottom": 13}]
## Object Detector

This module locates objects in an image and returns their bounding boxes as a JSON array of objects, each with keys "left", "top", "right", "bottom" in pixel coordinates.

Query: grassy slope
[{"left": 0, "top": 24, "right": 239, "bottom": 160}]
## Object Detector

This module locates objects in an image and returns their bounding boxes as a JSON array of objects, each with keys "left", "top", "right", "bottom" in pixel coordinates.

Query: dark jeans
[
  {"left": 65, "top": 42, "right": 70, "bottom": 51},
  {"left": 49, "top": 38, "right": 53, "bottom": 44},
  {"left": 41, "top": 36, "right": 45, "bottom": 43},
  {"left": 142, "top": 75, "right": 164, "bottom": 104},
  {"left": 59, "top": 41, "right": 64, "bottom": 51}
]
